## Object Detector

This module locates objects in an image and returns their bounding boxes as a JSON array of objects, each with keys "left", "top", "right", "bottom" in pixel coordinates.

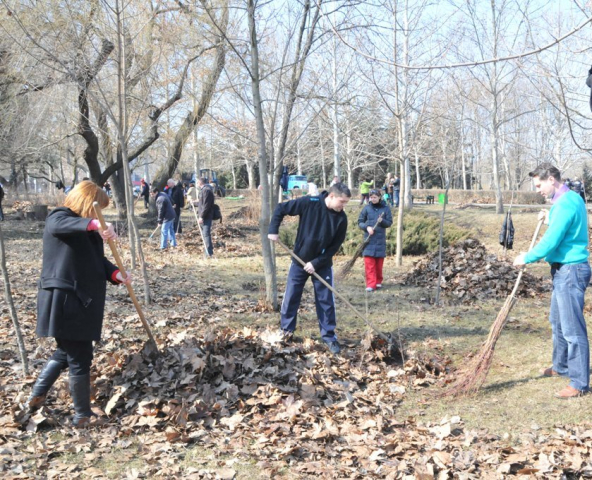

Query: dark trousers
[
  {"left": 202, "top": 218, "right": 213, "bottom": 256},
  {"left": 0, "top": 201, "right": 3, "bottom": 221},
  {"left": 49, "top": 338, "right": 94, "bottom": 376},
  {"left": 280, "top": 261, "right": 337, "bottom": 343},
  {"left": 174, "top": 208, "right": 182, "bottom": 234}
]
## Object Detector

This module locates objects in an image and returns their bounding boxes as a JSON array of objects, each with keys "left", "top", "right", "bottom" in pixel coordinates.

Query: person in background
[
  {"left": 103, "top": 181, "right": 111, "bottom": 198},
  {"left": 570, "top": 177, "right": 586, "bottom": 202},
  {"left": 385, "top": 175, "right": 394, "bottom": 207},
  {"left": 330, "top": 175, "right": 341, "bottom": 187},
  {"left": 139, "top": 179, "right": 150, "bottom": 209},
  {"left": 307, "top": 178, "right": 319, "bottom": 196},
  {"left": 197, "top": 177, "right": 215, "bottom": 258},
  {"left": 358, "top": 189, "right": 393, "bottom": 292},
  {"left": 152, "top": 187, "right": 177, "bottom": 250},
  {"left": 268, "top": 183, "right": 351, "bottom": 355},
  {"left": 185, "top": 182, "right": 198, "bottom": 209},
  {"left": 513, "top": 164, "right": 590, "bottom": 399},
  {"left": 359, "top": 177, "right": 374, "bottom": 206},
  {"left": 27, "top": 181, "right": 131, "bottom": 427},
  {"left": 391, "top": 175, "right": 401, "bottom": 207}
]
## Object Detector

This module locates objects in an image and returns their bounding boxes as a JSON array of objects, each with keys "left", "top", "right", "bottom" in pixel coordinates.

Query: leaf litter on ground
[{"left": 1, "top": 218, "right": 591, "bottom": 478}]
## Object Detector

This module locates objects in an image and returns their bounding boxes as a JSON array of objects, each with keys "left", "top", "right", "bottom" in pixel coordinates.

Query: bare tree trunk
[
  {"left": 115, "top": 1, "right": 151, "bottom": 300},
  {"left": 332, "top": 31, "right": 341, "bottom": 179},
  {"left": 246, "top": 160, "right": 256, "bottom": 189},
  {"left": 0, "top": 224, "right": 28, "bottom": 376},
  {"left": 395, "top": 160, "right": 405, "bottom": 266},
  {"left": 318, "top": 116, "right": 327, "bottom": 189},
  {"left": 151, "top": 12, "right": 227, "bottom": 189},
  {"left": 248, "top": 0, "right": 277, "bottom": 309},
  {"left": 414, "top": 148, "right": 421, "bottom": 189}
]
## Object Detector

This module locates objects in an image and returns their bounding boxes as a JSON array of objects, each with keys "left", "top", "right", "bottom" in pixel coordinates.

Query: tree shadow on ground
[
  {"left": 395, "top": 325, "right": 488, "bottom": 342},
  {"left": 481, "top": 375, "right": 540, "bottom": 394}
]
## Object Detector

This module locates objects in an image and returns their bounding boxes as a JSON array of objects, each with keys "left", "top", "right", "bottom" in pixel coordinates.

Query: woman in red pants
[{"left": 358, "top": 189, "right": 393, "bottom": 292}]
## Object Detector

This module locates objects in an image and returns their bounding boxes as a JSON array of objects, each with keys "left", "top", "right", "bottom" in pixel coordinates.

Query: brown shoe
[
  {"left": 27, "top": 394, "right": 47, "bottom": 411},
  {"left": 554, "top": 385, "right": 586, "bottom": 399},
  {"left": 540, "top": 367, "right": 560, "bottom": 377}
]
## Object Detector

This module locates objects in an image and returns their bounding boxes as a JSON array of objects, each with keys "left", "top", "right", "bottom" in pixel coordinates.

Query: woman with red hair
[{"left": 28, "top": 181, "right": 131, "bottom": 426}]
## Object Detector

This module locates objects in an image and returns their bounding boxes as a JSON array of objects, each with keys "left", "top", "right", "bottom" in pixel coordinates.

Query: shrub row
[
  {"left": 279, "top": 210, "right": 472, "bottom": 257},
  {"left": 226, "top": 188, "right": 545, "bottom": 205}
]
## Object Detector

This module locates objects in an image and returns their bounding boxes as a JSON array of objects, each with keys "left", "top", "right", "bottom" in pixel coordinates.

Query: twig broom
[
  {"left": 336, "top": 213, "right": 384, "bottom": 280},
  {"left": 442, "top": 218, "right": 544, "bottom": 397}
]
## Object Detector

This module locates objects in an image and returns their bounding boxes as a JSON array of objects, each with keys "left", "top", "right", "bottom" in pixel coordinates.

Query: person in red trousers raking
[{"left": 358, "top": 189, "right": 393, "bottom": 292}]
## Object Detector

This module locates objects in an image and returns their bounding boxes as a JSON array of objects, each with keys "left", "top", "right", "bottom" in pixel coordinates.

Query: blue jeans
[
  {"left": 160, "top": 219, "right": 177, "bottom": 249},
  {"left": 550, "top": 262, "right": 591, "bottom": 391},
  {"left": 394, "top": 189, "right": 400, "bottom": 207},
  {"left": 201, "top": 218, "right": 213, "bottom": 256},
  {"left": 280, "top": 262, "right": 337, "bottom": 343}
]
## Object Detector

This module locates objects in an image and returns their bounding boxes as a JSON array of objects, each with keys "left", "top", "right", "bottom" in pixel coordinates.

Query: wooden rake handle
[
  {"left": 92, "top": 202, "right": 159, "bottom": 352},
  {"left": 148, "top": 224, "right": 161, "bottom": 239},
  {"left": 510, "top": 217, "right": 545, "bottom": 298},
  {"left": 275, "top": 239, "right": 390, "bottom": 342}
]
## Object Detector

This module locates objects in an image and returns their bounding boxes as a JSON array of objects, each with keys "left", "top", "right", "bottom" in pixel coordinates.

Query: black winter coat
[
  {"left": 358, "top": 200, "right": 393, "bottom": 258},
  {"left": 269, "top": 191, "right": 348, "bottom": 270},
  {"left": 140, "top": 183, "right": 150, "bottom": 199},
  {"left": 198, "top": 184, "right": 215, "bottom": 220},
  {"left": 36, "top": 208, "right": 119, "bottom": 341},
  {"left": 169, "top": 183, "right": 185, "bottom": 213},
  {"left": 155, "top": 192, "right": 176, "bottom": 223}
]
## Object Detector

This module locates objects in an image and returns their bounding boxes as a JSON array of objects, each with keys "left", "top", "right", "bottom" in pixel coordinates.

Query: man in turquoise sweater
[{"left": 514, "top": 164, "right": 590, "bottom": 399}]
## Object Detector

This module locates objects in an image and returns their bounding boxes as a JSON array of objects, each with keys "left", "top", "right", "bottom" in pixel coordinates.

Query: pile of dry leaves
[
  {"left": 402, "top": 239, "right": 550, "bottom": 302},
  {"left": 10, "top": 201, "right": 34, "bottom": 213},
  {"left": 4, "top": 327, "right": 592, "bottom": 478},
  {"left": 160, "top": 223, "right": 258, "bottom": 257}
]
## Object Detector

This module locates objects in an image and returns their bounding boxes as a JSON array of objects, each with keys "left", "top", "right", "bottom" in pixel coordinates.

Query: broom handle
[
  {"left": 361, "top": 213, "right": 384, "bottom": 248},
  {"left": 510, "top": 218, "right": 544, "bottom": 298},
  {"left": 92, "top": 202, "right": 159, "bottom": 351},
  {"left": 276, "top": 239, "right": 390, "bottom": 342}
]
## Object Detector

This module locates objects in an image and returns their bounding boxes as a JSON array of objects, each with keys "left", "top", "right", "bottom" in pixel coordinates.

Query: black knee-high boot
[
  {"left": 27, "top": 359, "right": 65, "bottom": 411},
  {"left": 69, "top": 374, "right": 93, "bottom": 427}
]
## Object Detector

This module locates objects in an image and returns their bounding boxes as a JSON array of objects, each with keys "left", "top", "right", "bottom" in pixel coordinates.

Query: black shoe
[
  {"left": 69, "top": 374, "right": 93, "bottom": 427},
  {"left": 325, "top": 340, "right": 341, "bottom": 355},
  {"left": 27, "top": 359, "right": 65, "bottom": 411}
]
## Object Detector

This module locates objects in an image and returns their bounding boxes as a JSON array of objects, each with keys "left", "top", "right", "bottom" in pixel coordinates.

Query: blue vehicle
[
  {"left": 287, "top": 175, "right": 307, "bottom": 191},
  {"left": 192, "top": 169, "right": 226, "bottom": 197}
]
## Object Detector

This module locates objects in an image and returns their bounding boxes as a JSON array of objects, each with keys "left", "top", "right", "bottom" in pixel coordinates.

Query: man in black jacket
[
  {"left": 167, "top": 178, "right": 185, "bottom": 234},
  {"left": 268, "top": 182, "right": 351, "bottom": 354},
  {"left": 197, "top": 177, "right": 215, "bottom": 257}
]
